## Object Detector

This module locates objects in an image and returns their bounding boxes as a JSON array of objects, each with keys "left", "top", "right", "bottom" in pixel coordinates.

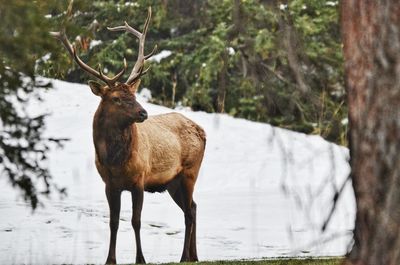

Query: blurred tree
[
  {"left": 342, "top": 1, "right": 400, "bottom": 264},
  {"left": 0, "top": 0, "right": 66, "bottom": 209}
]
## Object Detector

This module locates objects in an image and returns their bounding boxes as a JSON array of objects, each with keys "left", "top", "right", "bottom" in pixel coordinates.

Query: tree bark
[
  {"left": 341, "top": 1, "right": 400, "bottom": 265},
  {"left": 217, "top": 49, "right": 228, "bottom": 113},
  {"left": 284, "top": 20, "right": 309, "bottom": 94},
  {"left": 216, "top": 0, "right": 242, "bottom": 113}
]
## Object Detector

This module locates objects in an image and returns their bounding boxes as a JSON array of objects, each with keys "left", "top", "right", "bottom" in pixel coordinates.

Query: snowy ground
[{"left": 0, "top": 80, "right": 355, "bottom": 264}]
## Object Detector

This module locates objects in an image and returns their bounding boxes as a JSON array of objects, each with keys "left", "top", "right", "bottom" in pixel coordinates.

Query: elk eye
[{"left": 112, "top": 97, "right": 121, "bottom": 105}]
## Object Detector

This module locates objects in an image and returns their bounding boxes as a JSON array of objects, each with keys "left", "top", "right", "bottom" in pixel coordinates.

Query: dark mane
[
  {"left": 93, "top": 108, "right": 133, "bottom": 166},
  {"left": 104, "top": 127, "right": 133, "bottom": 166}
]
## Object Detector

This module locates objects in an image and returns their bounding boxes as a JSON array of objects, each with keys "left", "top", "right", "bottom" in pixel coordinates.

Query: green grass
[{"left": 159, "top": 258, "right": 343, "bottom": 265}]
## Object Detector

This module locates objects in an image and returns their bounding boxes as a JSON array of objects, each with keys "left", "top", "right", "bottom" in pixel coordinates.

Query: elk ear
[
  {"left": 88, "top": 80, "right": 106, "bottom": 96},
  {"left": 128, "top": 80, "right": 141, "bottom": 94}
]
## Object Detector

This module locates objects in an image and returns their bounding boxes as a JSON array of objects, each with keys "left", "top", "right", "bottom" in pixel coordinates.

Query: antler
[
  {"left": 107, "top": 7, "right": 157, "bottom": 85},
  {"left": 50, "top": 30, "right": 127, "bottom": 87}
]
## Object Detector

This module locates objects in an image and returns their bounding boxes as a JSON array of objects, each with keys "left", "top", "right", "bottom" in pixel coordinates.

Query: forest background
[{"left": 0, "top": 0, "right": 343, "bottom": 207}]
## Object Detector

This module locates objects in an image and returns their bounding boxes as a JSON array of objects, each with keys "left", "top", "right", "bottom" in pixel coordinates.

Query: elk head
[{"left": 51, "top": 7, "right": 157, "bottom": 127}]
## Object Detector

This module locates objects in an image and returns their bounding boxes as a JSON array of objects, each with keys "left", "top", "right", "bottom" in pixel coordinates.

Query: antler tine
[
  {"left": 50, "top": 30, "right": 75, "bottom": 58},
  {"left": 140, "top": 66, "right": 151, "bottom": 76},
  {"left": 144, "top": 44, "right": 158, "bottom": 60},
  {"left": 108, "top": 21, "right": 141, "bottom": 38},
  {"left": 109, "top": 58, "right": 127, "bottom": 83},
  {"left": 107, "top": 7, "right": 156, "bottom": 85},
  {"left": 50, "top": 30, "right": 127, "bottom": 87},
  {"left": 98, "top": 58, "right": 128, "bottom": 84}
]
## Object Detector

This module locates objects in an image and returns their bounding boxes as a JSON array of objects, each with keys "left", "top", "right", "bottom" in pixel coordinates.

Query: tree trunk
[
  {"left": 341, "top": 1, "right": 400, "bottom": 265},
  {"left": 283, "top": 19, "right": 308, "bottom": 94},
  {"left": 215, "top": 0, "right": 242, "bottom": 114},
  {"left": 217, "top": 49, "right": 228, "bottom": 113}
]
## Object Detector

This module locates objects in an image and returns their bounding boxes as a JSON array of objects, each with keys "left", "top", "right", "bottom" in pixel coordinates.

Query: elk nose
[{"left": 138, "top": 109, "right": 148, "bottom": 120}]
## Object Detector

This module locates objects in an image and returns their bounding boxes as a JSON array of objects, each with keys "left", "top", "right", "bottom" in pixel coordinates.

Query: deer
[{"left": 51, "top": 7, "right": 206, "bottom": 264}]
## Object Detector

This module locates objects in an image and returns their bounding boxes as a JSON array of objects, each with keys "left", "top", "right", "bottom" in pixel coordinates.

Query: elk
[{"left": 51, "top": 7, "right": 205, "bottom": 264}]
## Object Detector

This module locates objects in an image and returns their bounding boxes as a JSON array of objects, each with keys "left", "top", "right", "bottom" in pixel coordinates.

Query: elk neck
[{"left": 92, "top": 106, "right": 138, "bottom": 167}]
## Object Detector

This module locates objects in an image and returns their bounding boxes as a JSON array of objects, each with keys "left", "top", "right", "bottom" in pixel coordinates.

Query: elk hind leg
[
  {"left": 188, "top": 200, "right": 198, "bottom": 260},
  {"left": 167, "top": 174, "right": 198, "bottom": 262}
]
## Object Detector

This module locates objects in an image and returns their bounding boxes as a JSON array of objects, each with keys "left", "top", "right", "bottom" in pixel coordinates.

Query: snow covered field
[{"left": 0, "top": 80, "right": 355, "bottom": 264}]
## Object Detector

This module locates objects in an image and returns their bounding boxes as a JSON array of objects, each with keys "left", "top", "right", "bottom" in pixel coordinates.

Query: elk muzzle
[{"left": 137, "top": 109, "right": 148, "bottom": 122}]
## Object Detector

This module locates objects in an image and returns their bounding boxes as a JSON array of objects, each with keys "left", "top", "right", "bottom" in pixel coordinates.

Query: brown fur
[
  {"left": 88, "top": 81, "right": 205, "bottom": 264},
  {"left": 93, "top": 112, "right": 206, "bottom": 190}
]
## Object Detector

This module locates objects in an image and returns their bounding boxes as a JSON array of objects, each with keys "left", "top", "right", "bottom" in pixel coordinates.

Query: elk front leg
[
  {"left": 131, "top": 186, "right": 146, "bottom": 264},
  {"left": 105, "top": 186, "right": 121, "bottom": 264}
]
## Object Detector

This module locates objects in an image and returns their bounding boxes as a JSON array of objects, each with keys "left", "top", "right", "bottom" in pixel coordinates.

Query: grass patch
[{"left": 160, "top": 257, "right": 343, "bottom": 265}]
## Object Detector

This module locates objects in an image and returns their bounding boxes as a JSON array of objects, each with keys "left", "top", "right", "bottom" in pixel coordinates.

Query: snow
[
  {"left": 227, "top": 47, "right": 235, "bottom": 55},
  {"left": 89, "top": 40, "right": 103, "bottom": 49},
  {"left": 0, "top": 79, "right": 355, "bottom": 264},
  {"left": 326, "top": 1, "right": 338, "bottom": 7},
  {"left": 148, "top": 50, "right": 172, "bottom": 63},
  {"left": 138, "top": 87, "right": 152, "bottom": 101}
]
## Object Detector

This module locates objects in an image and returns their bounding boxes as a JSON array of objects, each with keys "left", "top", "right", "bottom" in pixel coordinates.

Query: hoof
[
  {"left": 180, "top": 256, "right": 198, "bottom": 263},
  {"left": 136, "top": 256, "right": 146, "bottom": 264},
  {"left": 105, "top": 257, "right": 116, "bottom": 264}
]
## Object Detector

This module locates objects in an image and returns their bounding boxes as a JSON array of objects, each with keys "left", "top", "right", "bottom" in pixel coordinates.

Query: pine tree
[{"left": 0, "top": 0, "right": 65, "bottom": 209}]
